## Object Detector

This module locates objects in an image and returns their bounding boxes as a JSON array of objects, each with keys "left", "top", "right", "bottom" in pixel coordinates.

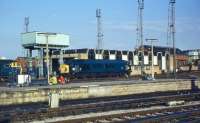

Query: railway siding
[{"left": 0, "top": 79, "right": 199, "bottom": 105}]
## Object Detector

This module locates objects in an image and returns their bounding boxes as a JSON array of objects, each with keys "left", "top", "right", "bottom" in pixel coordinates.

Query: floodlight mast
[
  {"left": 24, "top": 17, "right": 29, "bottom": 33},
  {"left": 96, "top": 9, "right": 103, "bottom": 59},
  {"left": 138, "top": 0, "right": 144, "bottom": 77},
  {"left": 167, "top": 0, "right": 176, "bottom": 79}
]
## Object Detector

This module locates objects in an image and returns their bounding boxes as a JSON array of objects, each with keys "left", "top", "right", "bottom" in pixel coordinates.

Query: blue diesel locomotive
[
  {"left": 0, "top": 60, "right": 21, "bottom": 82},
  {"left": 57, "top": 59, "right": 131, "bottom": 82}
]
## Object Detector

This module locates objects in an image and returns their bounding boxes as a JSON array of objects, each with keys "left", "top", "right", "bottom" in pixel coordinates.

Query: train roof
[
  {"left": 0, "top": 59, "right": 15, "bottom": 63},
  {"left": 137, "top": 45, "right": 185, "bottom": 55},
  {"left": 64, "top": 59, "right": 128, "bottom": 64},
  {"left": 0, "top": 59, "right": 15, "bottom": 67}
]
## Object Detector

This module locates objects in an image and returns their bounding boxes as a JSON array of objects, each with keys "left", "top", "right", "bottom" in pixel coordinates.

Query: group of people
[
  {"left": 49, "top": 64, "right": 70, "bottom": 85},
  {"left": 49, "top": 74, "right": 67, "bottom": 85}
]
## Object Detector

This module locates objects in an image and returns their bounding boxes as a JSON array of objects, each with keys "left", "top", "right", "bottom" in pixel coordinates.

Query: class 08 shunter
[{"left": 57, "top": 60, "right": 131, "bottom": 82}]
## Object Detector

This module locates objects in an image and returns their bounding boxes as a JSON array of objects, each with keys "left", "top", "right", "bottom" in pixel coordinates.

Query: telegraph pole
[
  {"left": 46, "top": 35, "right": 50, "bottom": 84},
  {"left": 37, "top": 33, "right": 56, "bottom": 84},
  {"left": 24, "top": 17, "right": 33, "bottom": 76},
  {"left": 146, "top": 39, "right": 158, "bottom": 80}
]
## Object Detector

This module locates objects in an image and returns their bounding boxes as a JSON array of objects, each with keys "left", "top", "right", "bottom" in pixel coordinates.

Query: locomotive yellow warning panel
[
  {"left": 59, "top": 64, "right": 69, "bottom": 73},
  {"left": 10, "top": 61, "right": 22, "bottom": 74},
  {"left": 10, "top": 62, "right": 20, "bottom": 68}
]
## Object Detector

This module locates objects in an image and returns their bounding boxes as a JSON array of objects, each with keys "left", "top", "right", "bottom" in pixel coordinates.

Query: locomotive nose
[
  {"left": 59, "top": 64, "right": 70, "bottom": 73},
  {"left": 125, "top": 65, "right": 130, "bottom": 70}
]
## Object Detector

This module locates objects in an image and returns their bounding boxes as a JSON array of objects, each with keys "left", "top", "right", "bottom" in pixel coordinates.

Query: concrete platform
[{"left": 0, "top": 79, "right": 199, "bottom": 106}]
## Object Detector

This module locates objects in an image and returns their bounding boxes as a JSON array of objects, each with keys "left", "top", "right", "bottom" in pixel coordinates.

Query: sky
[{"left": 0, "top": 0, "right": 200, "bottom": 59}]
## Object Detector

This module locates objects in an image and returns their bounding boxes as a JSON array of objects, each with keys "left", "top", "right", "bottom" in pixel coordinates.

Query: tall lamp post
[
  {"left": 37, "top": 33, "right": 56, "bottom": 84},
  {"left": 146, "top": 39, "right": 158, "bottom": 79}
]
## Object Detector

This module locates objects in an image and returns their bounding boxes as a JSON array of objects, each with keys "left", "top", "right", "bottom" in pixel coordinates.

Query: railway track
[
  {"left": 1, "top": 91, "right": 200, "bottom": 122},
  {"left": 0, "top": 90, "right": 193, "bottom": 113},
  {"left": 59, "top": 102, "right": 200, "bottom": 123}
]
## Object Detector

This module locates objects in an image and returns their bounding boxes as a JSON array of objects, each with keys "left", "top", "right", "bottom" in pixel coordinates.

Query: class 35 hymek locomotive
[{"left": 50, "top": 59, "right": 131, "bottom": 85}]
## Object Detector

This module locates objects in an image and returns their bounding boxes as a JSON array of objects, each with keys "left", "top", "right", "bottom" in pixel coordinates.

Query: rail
[{"left": 0, "top": 91, "right": 199, "bottom": 122}]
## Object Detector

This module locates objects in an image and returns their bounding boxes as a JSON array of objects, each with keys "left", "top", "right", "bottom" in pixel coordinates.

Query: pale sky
[{"left": 0, "top": 0, "right": 200, "bottom": 58}]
